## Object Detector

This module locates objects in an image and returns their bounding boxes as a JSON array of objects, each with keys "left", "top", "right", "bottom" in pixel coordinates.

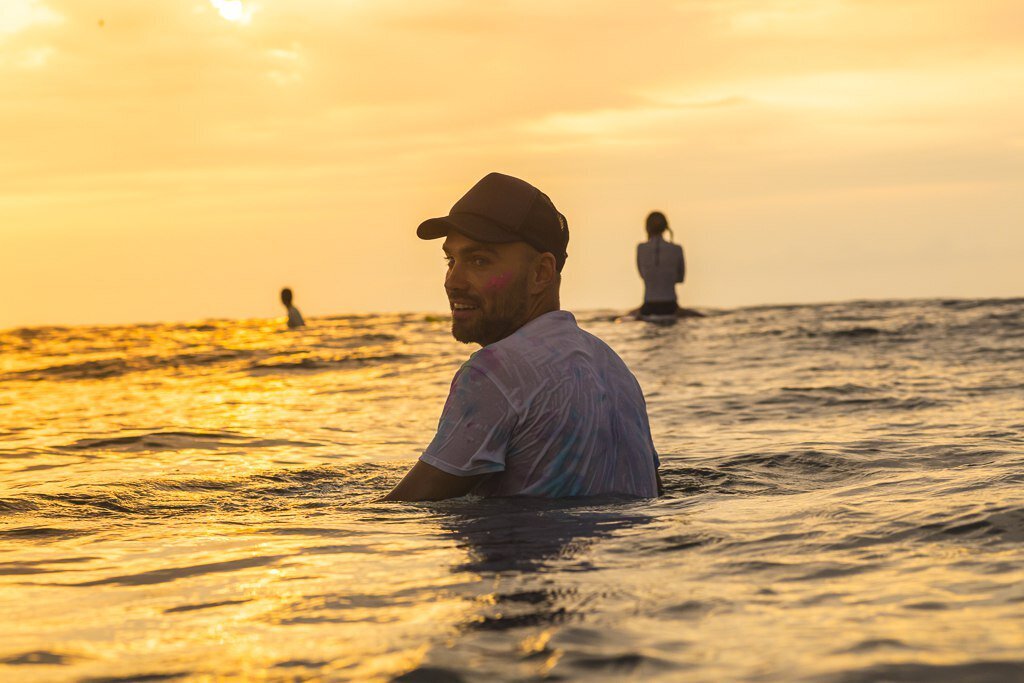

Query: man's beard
[{"left": 450, "top": 275, "right": 530, "bottom": 346}]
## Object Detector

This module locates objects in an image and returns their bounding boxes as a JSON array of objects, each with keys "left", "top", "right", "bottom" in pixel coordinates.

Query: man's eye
[
  {"left": 443, "top": 257, "right": 454, "bottom": 267},
  {"left": 472, "top": 258, "right": 490, "bottom": 267}
]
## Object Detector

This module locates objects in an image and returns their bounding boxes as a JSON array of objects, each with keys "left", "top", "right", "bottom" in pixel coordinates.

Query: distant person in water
[
  {"left": 385, "top": 172, "right": 661, "bottom": 501},
  {"left": 635, "top": 211, "right": 685, "bottom": 316},
  {"left": 280, "top": 288, "right": 305, "bottom": 328}
]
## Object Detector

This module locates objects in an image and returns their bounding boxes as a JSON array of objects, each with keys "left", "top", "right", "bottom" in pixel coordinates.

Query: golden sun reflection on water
[
  {"left": 1, "top": 302, "right": 1022, "bottom": 680},
  {"left": 0, "top": 516, "right": 483, "bottom": 681}
]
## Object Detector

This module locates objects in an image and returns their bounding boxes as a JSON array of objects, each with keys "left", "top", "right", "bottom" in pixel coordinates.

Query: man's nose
[{"left": 444, "top": 261, "right": 468, "bottom": 292}]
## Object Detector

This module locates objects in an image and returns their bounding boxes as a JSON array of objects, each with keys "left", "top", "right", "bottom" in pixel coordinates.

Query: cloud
[
  {"left": 0, "top": 0, "right": 62, "bottom": 39},
  {"left": 0, "top": 0, "right": 61, "bottom": 71},
  {"left": 1, "top": 0, "right": 1020, "bottom": 182},
  {"left": 522, "top": 96, "right": 749, "bottom": 144}
]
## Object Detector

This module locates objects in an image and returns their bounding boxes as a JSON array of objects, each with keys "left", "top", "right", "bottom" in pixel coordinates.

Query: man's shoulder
[
  {"left": 579, "top": 327, "right": 633, "bottom": 376},
  {"left": 509, "top": 312, "right": 629, "bottom": 371},
  {"left": 466, "top": 311, "right": 580, "bottom": 375},
  {"left": 496, "top": 310, "right": 578, "bottom": 348}
]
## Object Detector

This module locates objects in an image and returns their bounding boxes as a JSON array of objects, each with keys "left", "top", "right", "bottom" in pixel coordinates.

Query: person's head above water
[
  {"left": 417, "top": 172, "right": 570, "bottom": 347},
  {"left": 645, "top": 211, "right": 669, "bottom": 237},
  {"left": 280, "top": 287, "right": 293, "bottom": 308}
]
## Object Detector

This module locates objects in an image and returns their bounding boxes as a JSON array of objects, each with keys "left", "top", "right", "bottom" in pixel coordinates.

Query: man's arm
[{"left": 383, "top": 461, "right": 485, "bottom": 501}]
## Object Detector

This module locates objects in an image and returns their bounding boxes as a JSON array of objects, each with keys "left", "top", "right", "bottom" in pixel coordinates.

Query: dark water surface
[{"left": 1, "top": 298, "right": 1023, "bottom": 682}]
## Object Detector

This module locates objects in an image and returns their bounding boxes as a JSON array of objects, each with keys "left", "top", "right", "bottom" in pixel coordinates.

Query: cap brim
[{"left": 417, "top": 213, "right": 520, "bottom": 244}]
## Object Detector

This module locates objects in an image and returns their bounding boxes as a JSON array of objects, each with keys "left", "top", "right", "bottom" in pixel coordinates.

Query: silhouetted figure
[
  {"left": 280, "top": 287, "right": 305, "bottom": 328},
  {"left": 636, "top": 211, "right": 685, "bottom": 317}
]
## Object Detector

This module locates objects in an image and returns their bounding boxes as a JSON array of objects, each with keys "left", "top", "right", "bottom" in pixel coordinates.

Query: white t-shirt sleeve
[{"left": 419, "top": 364, "right": 517, "bottom": 477}]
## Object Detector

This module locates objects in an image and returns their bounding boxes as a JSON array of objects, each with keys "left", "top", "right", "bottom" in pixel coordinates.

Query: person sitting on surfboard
[
  {"left": 280, "top": 287, "right": 305, "bottom": 328},
  {"left": 636, "top": 211, "right": 685, "bottom": 317},
  {"left": 385, "top": 172, "right": 661, "bottom": 501}
]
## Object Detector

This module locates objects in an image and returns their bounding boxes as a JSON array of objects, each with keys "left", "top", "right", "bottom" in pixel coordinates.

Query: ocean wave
[
  {"left": 823, "top": 659, "right": 1024, "bottom": 683},
  {"left": 4, "top": 349, "right": 258, "bottom": 382},
  {"left": 820, "top": 495, "right": 1024, "bottom": 554},
  {"left": 659, "top": 465, "right": 735, "bottom": 495},
  {"left": 0, "top": 556, "right": 97, "bottom": 576},
  {"left": 718, "top": 448, "right": 857, "bottom": 480},
  {"left": 78, "top": 671, "right": 191, "bottom": 682},
  {"left": 0, "top": 650, "right": 86, "bottom": 666},
  {"left": 163, "top": 599, "right": 252, "bottom": 614},
  {"left": 920, "top": 505, "right": 1024, "bottom": 544},
  {"left": 58, "top": 430, "right": 322, "bottom": 453},
  {"left": 941, "top": 297, "right": 1024, "bottom": 310},
  {"left": 0, "top": 526, "right": 91, "bottom": 541},
  {"left": 820, "top": 326, "right": 886, "bottom": 339},
  {"left": 631, "top": 530, "right": 721, "bottom": 555},
  {"left": 70, "top": 554, "right": 288, "bottom": 588},
  {"left": 2, "top": 333, "right": 410, "bottom": 381},
  {"left": 981, "top": 313, "right": 1024, "bottom": 330},
  {"left": 756, "top": 385, "right": 945, "bottom": 412},
  {"left": 0, "top": 498, "right": 41, "bottom": 514},
  {"left": 0, "top": 464, "right": 396, "bottom": 520},
  {"left": 247, "top": 352, "right": 413, "bottom": 374}
]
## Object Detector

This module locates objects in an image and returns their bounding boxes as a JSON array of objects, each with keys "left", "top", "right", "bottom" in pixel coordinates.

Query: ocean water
[{"left": 1, "top": 298, "right": 1023, "bottom": 682}]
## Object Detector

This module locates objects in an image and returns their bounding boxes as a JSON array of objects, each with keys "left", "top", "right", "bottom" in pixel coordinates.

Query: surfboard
[
  {"left": 639, "top": 314, "right": 678, "bottom": 326},
  {"left": 613, "top": 307, "right": 706, "bottom": 324}
]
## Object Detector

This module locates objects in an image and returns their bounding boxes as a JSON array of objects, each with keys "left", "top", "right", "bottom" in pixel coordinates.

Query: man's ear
[{"left": 529, "top": 252, "right": 557, "bottom": 295}]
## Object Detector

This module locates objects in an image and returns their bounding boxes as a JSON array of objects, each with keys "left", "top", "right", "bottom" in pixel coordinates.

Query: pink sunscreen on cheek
[{"left": 485, "top": 273, "right": 512, "bottom": 291}]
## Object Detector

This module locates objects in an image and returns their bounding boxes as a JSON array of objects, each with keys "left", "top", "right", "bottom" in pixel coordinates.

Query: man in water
[
  {"left": 280, "top": 287, "right": 305, "bottom": 328},
  {"left": 635, "top": 211, "right": 685, "bottom": 317},
  {"left": 385, "top": 172, "right": 661, "bottom": 501}
]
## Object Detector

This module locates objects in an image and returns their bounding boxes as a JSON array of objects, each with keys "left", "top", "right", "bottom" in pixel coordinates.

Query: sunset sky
[{"left": 2, "top": 0, "right": 1021, "bottom": 328}]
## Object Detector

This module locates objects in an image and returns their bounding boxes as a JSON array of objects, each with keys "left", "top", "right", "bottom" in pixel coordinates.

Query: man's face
[{"left": 442, "top": 231, "right": 535, "bottom": 346}]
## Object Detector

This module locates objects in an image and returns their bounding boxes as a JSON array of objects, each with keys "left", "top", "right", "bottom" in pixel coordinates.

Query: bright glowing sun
[{"left": 208, "top": 0, "right": 252, "bottom": 25}]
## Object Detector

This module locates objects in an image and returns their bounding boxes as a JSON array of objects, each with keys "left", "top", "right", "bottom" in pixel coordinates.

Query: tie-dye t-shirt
[{"left": 420, "top": 310, "right": 660, "bottom": 498}]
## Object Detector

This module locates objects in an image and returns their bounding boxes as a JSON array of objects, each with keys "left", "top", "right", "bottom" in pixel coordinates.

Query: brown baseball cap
[{"left": 417, "top": 172, "right": 569, "bottom": 271}]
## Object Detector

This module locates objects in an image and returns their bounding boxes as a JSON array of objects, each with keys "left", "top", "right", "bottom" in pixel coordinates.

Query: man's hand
[{"left": 382, "top": 461, "right": 485, "bottom": 501}]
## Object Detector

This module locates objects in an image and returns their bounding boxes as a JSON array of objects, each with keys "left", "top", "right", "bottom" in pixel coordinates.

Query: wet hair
[
  {"left": 645, "top": 211, "right": 675, "bottom": 265},
  {"left": 280, "top": 288, "right": 293, "bottom": 307},
  {"left": 645, "top": 211, "right": 668, "bottom": 236}
]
